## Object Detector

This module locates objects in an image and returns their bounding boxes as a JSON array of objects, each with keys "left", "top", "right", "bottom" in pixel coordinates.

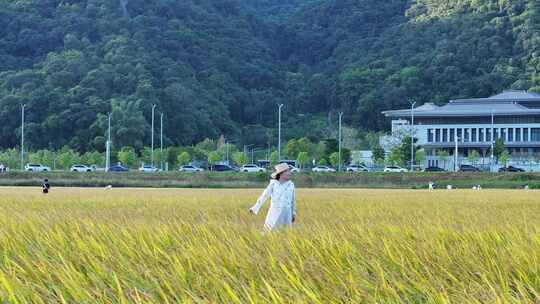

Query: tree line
[{"left": 0, "top": 136, "right": 353, "bottom": 170}]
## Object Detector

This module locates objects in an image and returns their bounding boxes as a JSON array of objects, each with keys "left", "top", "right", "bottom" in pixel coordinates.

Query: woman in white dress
[{"left": 249, "top": 163, "right": 296, "bottom": 231}]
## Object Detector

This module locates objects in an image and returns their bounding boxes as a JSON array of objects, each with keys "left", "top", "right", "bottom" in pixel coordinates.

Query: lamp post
[
  {"left": 454, "top": 135, "right": 460, "bottom": 172},
  {"left": 278, "top": 104, "right": 284, "bottom": 162},
  {"left": 338, "top": 112, "right": 343, "bottom": 172},
  {"left": 244, "top": 144, "right": 254, "bottom": 162},
  {"left": 160, "top": 112, "right": 164, "bottom": 171},
  {"left": 106, "top": 113, "right": 112, "bottom": 171},
  {"left": 151, "top": 104, "right": 156, "bottom": 168},
  {"left": 410, "top": 100, "right": 417, "bottom": 171},
  {"left": 20, "top": 104, "right": 26, "bottom": 170},
  {"left": 490, "top": 109, "right": 494, "bottom": 172}
]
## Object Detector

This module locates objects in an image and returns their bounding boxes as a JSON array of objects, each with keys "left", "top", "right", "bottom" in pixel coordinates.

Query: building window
[
  {"left": 508, "top": 128, "right": 514, "bottom": 142},
  {"left": 464, "top": 128, "right": 470, "bottom": 142},
  {"left": 516, "top": 128, "right": 521, "bottom": 142},
  {"left": 524, "top": 128, "right": 529, "bottom": 142},
  {"left": 501, "top": 128, "right": 507, "bottom": 141},
  {"left": 494, "top": 128, "right": 499, "bottom": 140},
  {"left": 471, "top": 128, "right": 477, "bottom": 142},
  {"left": 532, "top": 128, "right": 540, "bottom": 141},
  {"left": 442, "top": 129, "right": 448, "bottom": 142},
  {"left": 427, "top": 129, "right": 433, "bottom": 142},
  {"left": 435, "top": 129, "right": 441, "bottom": 142},
  {"left": 450, "top": 129, "right": 455, "bottom": 142},
  {"left": 486, "top": 128, "right": 491, "bottom": 142},
  {"left": 479, "top": 128, "right": 484, "bottom": 142},
  {"left": 457, "top": 128, "right": 462, "bottom": 142}
]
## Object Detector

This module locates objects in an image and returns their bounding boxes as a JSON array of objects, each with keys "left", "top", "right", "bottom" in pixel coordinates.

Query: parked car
[
  {"left": 499, "top": 165, "right": 525, "bottom": 172},
  {"left": 459, "top": 164, "right": 480, "bottom": 172},
  {"left": 288, "top": 165, "right": 300, "bottom": 173},
  {"left": 240, "top": 164, "right": 267, "bottom": 173},
  {"left": 108, "top": 165, "right": 129, "bottom": 172},
  {"left": 423, "top": 166, "right": 445, "bottom": 172},
  {"left": 346, "top": 164, "right": 369, "bottom": 172},
  {"left": 139, "top": 165, "right": 158, "bottom": 173},
  {"left": 25, "top": 164, "right": 51, "bottom": 172},
  {"left": 312, "top": 166, "right": 336, "bottom": 173},
  {"left": 70, "top": 164, "right": 94, "bottom": 172},
  {"left": 383, "top": 166, "right": 408, "bottom": 173},
  {"left": 179, "top": 165, "right": 204, "bottom": 172},
  {"left": 211, "top": 164, "right": 238, "bottom": 172}
]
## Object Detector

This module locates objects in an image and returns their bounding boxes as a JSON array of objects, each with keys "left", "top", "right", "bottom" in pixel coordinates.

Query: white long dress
[{"left": 250, "top": 180, "right": 296, "bottom": 230}]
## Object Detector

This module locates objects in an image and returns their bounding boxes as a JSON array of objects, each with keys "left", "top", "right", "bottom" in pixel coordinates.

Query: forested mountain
[{"left": 0, "top": 0, "right": 539, "bottom": 152}]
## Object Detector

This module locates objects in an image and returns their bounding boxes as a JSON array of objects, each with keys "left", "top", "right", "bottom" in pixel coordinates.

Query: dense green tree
[
  {"left": 296, "top": 152, "right": 309, "bottom": 169},
  {"left": 177, "top": 152, "right": 191, "bottom": 166},
  {"left": 372, "top": 145, "right": 385, "bottom": 164},
  {"left": 117, "top": 147, "right": 138, "bottom": 167},
  {"left": 493, "top": 138, "right": 505, "bottom": 161},
  {"left": 232, "top": 152, "right": 248, "bottom": 166}
]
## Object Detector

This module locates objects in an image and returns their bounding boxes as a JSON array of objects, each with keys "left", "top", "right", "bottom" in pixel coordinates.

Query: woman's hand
[{"left": 249, "top": 208, "right": 255, "bottom": 214}]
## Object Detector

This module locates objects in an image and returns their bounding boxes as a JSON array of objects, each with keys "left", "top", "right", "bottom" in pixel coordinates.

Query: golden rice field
[{"left": 0, "top": 187, "right": 539, "bottom": 303}]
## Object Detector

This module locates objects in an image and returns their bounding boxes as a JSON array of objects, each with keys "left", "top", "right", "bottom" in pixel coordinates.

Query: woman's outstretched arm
[{"left": 250, "top": 181, "right": 274, "bottom": 214}]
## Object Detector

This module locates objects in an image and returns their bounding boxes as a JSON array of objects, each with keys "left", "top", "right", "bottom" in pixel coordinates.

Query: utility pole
[
  {"left": 151, "top": 104, "right": 156, "bottom": 168},
  {"left": 455, "top": 135, "right": 459, "bottom": 172},
  {"left": 490, "top": 109, "right": 494, "bottom": 172},
  {"left": 106, "top": 113, "right": 112, "bottom": 171},
  {"left": 410, "top": 100, "right": 417, "bottom": 171},
  {"left": 20, "top": 104, "right": 26, "bottom": 170},
  {"left": 226, "top": 140, "right": 229, "bottom": 164},
  {"left": 278, "top": 104, "right": 284, "bottom": 162},
  {"left": 160, "top": 112, "right": 164, "bottom": 171},
  {"left": 338, "top": 112, "right": 343, "bottom": 172}
]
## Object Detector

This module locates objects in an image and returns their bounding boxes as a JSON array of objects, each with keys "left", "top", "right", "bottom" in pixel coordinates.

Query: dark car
[
  {"left": 499, "top": 166, "right": 525, "bottom": 172},
  {"left": 459, "top": 164, "right": 480, "bottom": 172},
  {"left": 423, "top": 166, "right": 445, "bottom": 172},
  {"left": 210, "top": 164, "right": 238, "bottom": 172},
  {"left": 108, "top": 165, "right": 129, "bottom": 172}
]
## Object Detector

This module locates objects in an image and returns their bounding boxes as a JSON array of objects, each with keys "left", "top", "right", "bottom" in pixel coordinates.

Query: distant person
[
  {"left": 42, "top": 179, "right": 50, "bottom": 194},
  {"left": 428, "top": 181, "right": 435, "bottom": 191},
  {"left": 0, "top": 164, "right": 4, "bottom": 173},
  {"left": 249, "top": 163, "right": 296, "bottom": 231}
]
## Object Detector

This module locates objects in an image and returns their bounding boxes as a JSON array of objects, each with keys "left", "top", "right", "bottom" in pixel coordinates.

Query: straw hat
[{"left": 271, "top": 163, "right": 290, "bottom": 179}]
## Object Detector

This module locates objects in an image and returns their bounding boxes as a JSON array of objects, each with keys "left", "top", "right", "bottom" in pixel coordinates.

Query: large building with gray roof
[{"left": 382, "top": 90, "right": 540, "bottom": 171}]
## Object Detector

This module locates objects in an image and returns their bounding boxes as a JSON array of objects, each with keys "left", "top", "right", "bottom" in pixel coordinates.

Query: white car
[
  {"left": 25, "top": 164, "right": 51, "bottom": 172},
  {"left": 383, "top": 166, "right": 408, "bottom": 173},
  {"left": 288, "top": 165, "right": 300, "bottom": 173},
  {"left": 139, "top": 165, "right": 159, "bottom": 173},
  {"left": 240, "top": 164, "right": 267, "bottom": 173},
  {"left": 346, "top": 164, "right": 369, "bottom": 172},
  {"left": 312, "top": 166, "right": 336, "bottom": 173},
  {"left": 71, "top": 165, "right": 94, "bottom": 172},
  {"left": 179, "top": 165, "right": 204, "bottom": 172}
]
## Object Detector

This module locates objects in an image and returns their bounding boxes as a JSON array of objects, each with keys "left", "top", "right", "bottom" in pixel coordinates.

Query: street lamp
[
  {"left": 278, "top": 104, "right": 284, "bottom": 162},
  {"left": 244, "top": 144, "right": 254, "bottom": 162},
  {"left": 106, "top": 113, "right": 112, "bottom": 171},
  {"left": 490, "top": 109, "right": 494, "bottom": 171},
  {"left": 20, "top": 104, "right": 26, "bottom": 170},
  {"left": 410, "top": 100, "right": 417, "bottom": 171},
  {"left": 338, "top": 112, "right": 343, "bottom": 172},
  {"left": 160, "top": 112, "right": 164, "bottom": 171},
  {"left": 454, "top": 135, "right": 460, "bottom": 172},
  {"left": 151, "top": 104, "right": 156, "bottom": 167}
]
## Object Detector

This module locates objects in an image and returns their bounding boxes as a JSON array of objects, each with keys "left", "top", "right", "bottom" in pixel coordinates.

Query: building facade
[{"left": 382, "top": 90, "right": 540, "bottom": 171}]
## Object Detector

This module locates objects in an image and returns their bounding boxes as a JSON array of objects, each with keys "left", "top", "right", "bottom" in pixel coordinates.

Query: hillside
[{"left": 0, "top": 0, "right": 539, "bottom": 152}]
